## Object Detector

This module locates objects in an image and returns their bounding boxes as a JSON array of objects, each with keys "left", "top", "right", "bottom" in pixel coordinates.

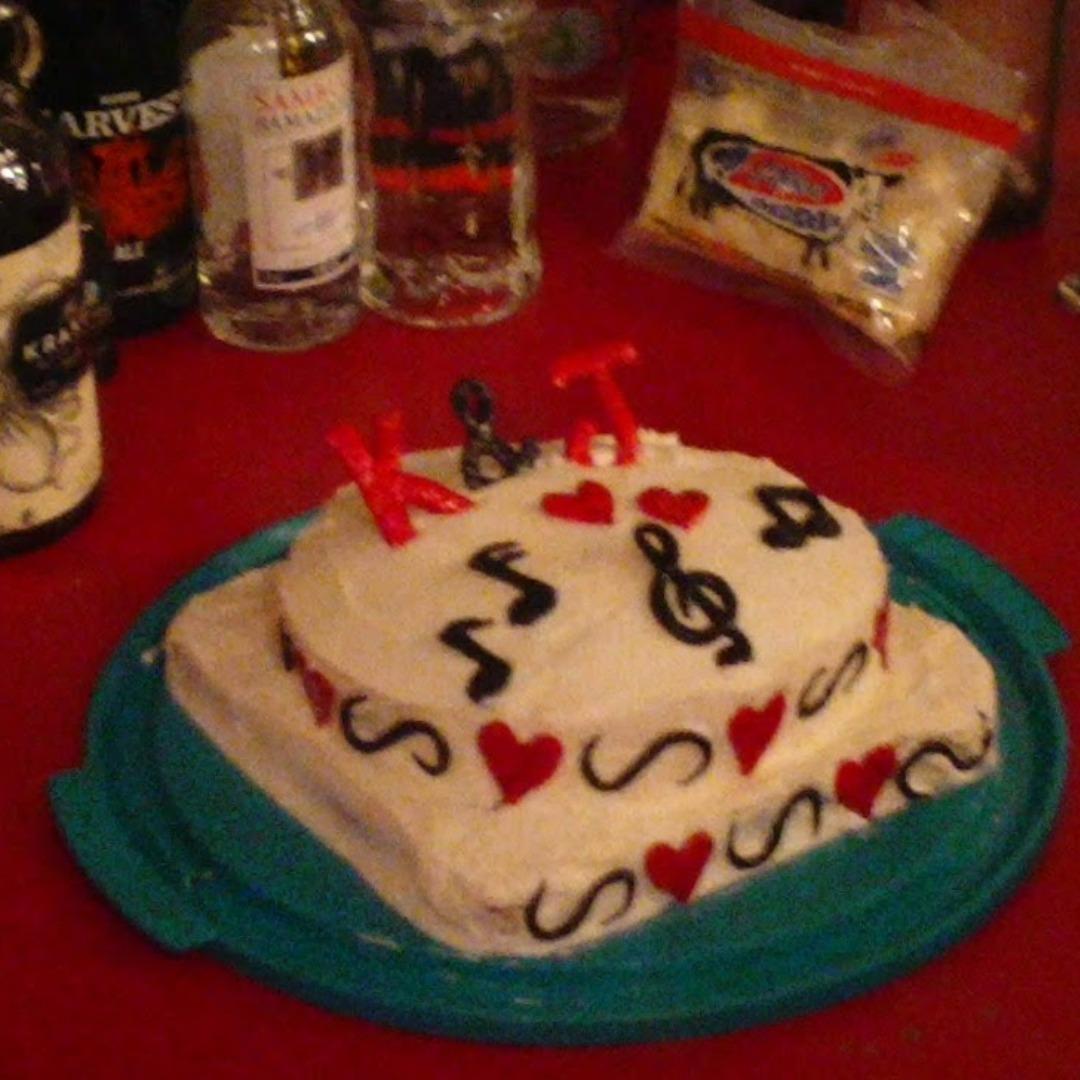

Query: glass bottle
[
  {"left": 361, "top": 0, "right": 541, "bottom": 328},
  {"left": 180, "top": 0, "right": 368, "bottom": 351},
  {"left": 24, "top": 0, "right": 197, "bottom": 336},
  {"left": 0, "top": 3, "right": 103, "bottom": 557},
  {"left": 530, "top": 0, "right": 633, "bottom": 155}
]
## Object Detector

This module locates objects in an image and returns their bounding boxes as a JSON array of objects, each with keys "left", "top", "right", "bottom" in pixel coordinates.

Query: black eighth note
[
  {"left": 754, "top": 485, "right": 842, "bottom": 550},
  {"left": 468, "top": 541, "right": 557, "bottom": 626},
  {"left": 634, "top": 523, "right": 752, "bottom": 666},
  {"left": 439, "top": 618, "right": 512, "bottom": 702}
]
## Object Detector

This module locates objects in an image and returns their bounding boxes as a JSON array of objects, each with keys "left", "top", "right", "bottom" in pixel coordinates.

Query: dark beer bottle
[
  {"left": 0, "top": 4, "right": 103, "bottom": 557},
  {"left": 24, "top": 0, "right": 196, "bottom": 336}
]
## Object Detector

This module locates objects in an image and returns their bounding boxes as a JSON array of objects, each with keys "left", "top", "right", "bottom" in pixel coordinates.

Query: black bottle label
[{"left": 58, "top": 88, "right": 194, "bottom": 313}]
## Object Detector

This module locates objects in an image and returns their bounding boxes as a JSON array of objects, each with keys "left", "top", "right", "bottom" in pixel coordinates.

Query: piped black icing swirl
[
  {"left": 754, "top": 485, "right": 841, "bottom": 550},
  {"left": 726, "top": 787, "right": 824, "bottom": 870},
  {"left": 897, "top": 718, "right": 994, "bottom": 800},
  {"left": 524, "top": 870, "right": 636, "bottom": 942},
  {"left": 340, "top": 695, "right": 451, "bottom": 776},
  {"left": 797, "top": 642, "right": 869, "bottom": 718},
  {"left": 634, "top": 523, "right": 752, "bottom": 666},
  {"left": 580, "top": 731, "right": 713, "bottom": 791}
]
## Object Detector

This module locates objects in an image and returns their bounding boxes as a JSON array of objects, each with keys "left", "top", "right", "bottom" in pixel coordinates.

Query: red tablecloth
[{"left": 4, "top": 4, "right": 1078, "bottom": 1077}]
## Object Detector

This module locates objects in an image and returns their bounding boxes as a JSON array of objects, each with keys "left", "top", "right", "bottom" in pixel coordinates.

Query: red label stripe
[
  {"left": 374, "top": 164, "right": 516, "bottom": 194},
  {"left": 371, "top": 114, "right": 518, "bottom": 144},
  {"left": 679, "top": 8, "right": 1021, "bottom": 152}
]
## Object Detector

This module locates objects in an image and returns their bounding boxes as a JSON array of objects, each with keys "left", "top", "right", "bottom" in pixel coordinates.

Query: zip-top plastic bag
[{"left": 621, "top": 0, "right": 1025, "bottom": 379}]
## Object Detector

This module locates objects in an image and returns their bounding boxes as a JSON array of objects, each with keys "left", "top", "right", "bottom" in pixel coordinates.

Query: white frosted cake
[{"left": 165, "top": 362, "right": 997, "bottom": 956}]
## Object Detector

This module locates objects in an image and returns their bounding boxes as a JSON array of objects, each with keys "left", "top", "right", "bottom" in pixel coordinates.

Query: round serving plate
[{"left": 50, "top": 514, "right": 1069, "bottom": 1045}]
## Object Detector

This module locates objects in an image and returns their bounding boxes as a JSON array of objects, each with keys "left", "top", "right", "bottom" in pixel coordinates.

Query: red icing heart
[
  {"left": 637, "top": 486, "right": 710, "bottom": 530},
  {"left": 478, "top": 721, "right": 563, "bottom": 805},
  {"left": 728, "top": 693, "right": 786, "bottom": 775},
  {"left": 541, "top": 480, "right": 614, "bottom": 525},
  {"left": 645, "top": 831, "right": 714, "bottom": 903},
  {"left": 300, "top": 666, "right": 335, "bottom": 726},
  {"left": 872, "top": 600, "right": 890, "bottom": 669},
  {"left": 835, "top": 746, "right": 897, "bottom": 819}
]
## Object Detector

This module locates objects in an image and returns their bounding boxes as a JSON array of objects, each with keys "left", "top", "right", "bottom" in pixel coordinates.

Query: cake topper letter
[
  {"left": 552, "top": 341, "right": 641, "bottom": 466},
  {"left": 328, "top": 411, "right": 474, "bottom": 547},
  {"left": 451, "top": 379, "right": 540, "bottom": 490}
]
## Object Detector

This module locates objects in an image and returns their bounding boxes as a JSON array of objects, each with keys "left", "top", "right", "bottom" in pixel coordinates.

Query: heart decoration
[
  {"left": 478, "top": 721, "right": 563, "bottom": 805},
  {"left": 835, "top": 745, "right": 897, "bottom": 819},
  {"left": 872, "top": 600, "right": 890, "bottom": 669},
  {"left": 645, "top": 831, "right": 714, "bottom": 903},
  {"left": 300, "top": 666, "right": 336, "bottom": 726},
  {"left": 728, "top": 693, "right": 786, "bottom": 775},
  {"left": 637, "top": 486, "right": 710, "bottom": 530},
  {"left": 541, "top": 480, "right": 614, "bottom": 525}
]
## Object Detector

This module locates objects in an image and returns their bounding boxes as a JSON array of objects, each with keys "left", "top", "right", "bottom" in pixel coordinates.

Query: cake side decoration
[{"left": 162, "top": 342, "right": 1001, "bottom": 957}]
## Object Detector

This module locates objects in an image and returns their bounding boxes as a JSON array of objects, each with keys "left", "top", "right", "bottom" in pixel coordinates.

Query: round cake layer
[{"left": 278, "top": 434, "right": 890, "bottom": 761}]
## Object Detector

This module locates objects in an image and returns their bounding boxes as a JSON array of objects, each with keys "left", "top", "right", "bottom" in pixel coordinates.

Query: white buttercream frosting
[{"left": 164, "top": 432, "right": 997, "bottom": 956}]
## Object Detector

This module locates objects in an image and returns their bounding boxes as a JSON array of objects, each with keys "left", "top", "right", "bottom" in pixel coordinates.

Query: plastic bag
[{"left": 619, "top": 0, "right": 1026, "bottom": 379}]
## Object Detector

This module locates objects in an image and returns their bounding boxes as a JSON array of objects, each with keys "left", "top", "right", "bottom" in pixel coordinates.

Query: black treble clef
[
  {"left": 439, "top": 617, "right": 512, "bottom": 702},
  {"left": 451, "top": 379, "right": 540, "bottom": 490},
  {"left": 633, "top": 523, "right": 752, "bottom": 666},
  {"left": 468, "top": 541, "right": 557, "bottom": 626}
]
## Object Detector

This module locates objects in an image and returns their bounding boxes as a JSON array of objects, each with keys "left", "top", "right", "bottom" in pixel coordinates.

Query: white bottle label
[
  {"left": 242, "top": 55, "right": 358, "bottom": 291},
  {"left": 0, "top": 216, "right": 102, "bottom": 536}
]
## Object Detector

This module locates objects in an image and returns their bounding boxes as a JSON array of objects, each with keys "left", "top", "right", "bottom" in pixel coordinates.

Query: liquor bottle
[
  {"left": 362, "top": 0, "right": 541, "bottom": 327},
  {"left": 24, "top": 0, "right": 196, "bottom": 336},
  {"left": 180, "top": 0, "right": 368, "bottom": 351},
  {"left": 530, "top": 0, "right": 633, "bottom": 155},
  {"left": 0, "top": 4, "right": 103, "bottom": 557}
]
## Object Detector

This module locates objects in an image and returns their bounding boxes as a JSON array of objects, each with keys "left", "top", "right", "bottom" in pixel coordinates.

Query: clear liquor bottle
[{"left": 180, "top": 0, "right": 369, "bottom": 351}]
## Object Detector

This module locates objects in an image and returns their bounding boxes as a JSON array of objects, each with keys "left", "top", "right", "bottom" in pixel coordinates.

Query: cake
[{"left": 164, "top": 345, "right": 998, "bottom": 956}]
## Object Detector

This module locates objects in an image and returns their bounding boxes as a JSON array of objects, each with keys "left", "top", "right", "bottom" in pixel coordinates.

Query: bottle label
[
  {"left": 57, "top": 89, "right": 194, "bottom": 307},
  {"left": 533, "top": 5, "right": 613, "bottom": 81},
  {"left": 242, "top": 56, "right": 358, "bottom": 291},
  {"left": 0, "top": 217, "right": 102, "bottom": 536}
]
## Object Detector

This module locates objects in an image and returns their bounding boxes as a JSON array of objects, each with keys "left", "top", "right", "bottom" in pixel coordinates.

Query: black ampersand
[
  {"left": 468, "top": 541, "right": 557, "bottom": 626},
  {"left": 754, "top": 485, "right": 842, "bottom": 550},
  {"left": 451, "top": 379, "right": 540, "bottom": 490},
  {"left": 634, "top": 523, "right": 752, "bottom": 666}
]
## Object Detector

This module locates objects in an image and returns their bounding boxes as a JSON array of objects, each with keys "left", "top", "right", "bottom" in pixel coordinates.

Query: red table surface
[{"left": 4, "top": 4, "right": 1078, "bottom": 1077}]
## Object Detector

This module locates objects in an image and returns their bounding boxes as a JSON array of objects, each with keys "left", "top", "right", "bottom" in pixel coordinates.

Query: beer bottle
[
  {"left": 0, "top": 3, "right": 103, "bottom": 557},
  {"left": 25, "top": 0, "right": 196, "bottom": 336}
]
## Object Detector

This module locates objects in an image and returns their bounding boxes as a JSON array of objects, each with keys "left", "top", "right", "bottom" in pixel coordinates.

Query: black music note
[
  {"left": 580, "top": 731, "right": 713, "bottom": 791},
  {"left": 524, "top": 870, "right": 636, "bottom": 942},
  {"left": 451, "top": 379, "right": 540, "bottom": 490},
  {"left": 754, "top": 485, "right": 841, "bottom": 550},
  {"left": 340, "top": 694, "right": 452, "bottom": 776},
  {"left": 439, "top": 617, "right": 512, "bottom": 702},
  {"left": 633, "top": 523, "right": 752, "bottom": 666},
  {"left": 468, "top": 541, "right": 557, "bottom": 626}
]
